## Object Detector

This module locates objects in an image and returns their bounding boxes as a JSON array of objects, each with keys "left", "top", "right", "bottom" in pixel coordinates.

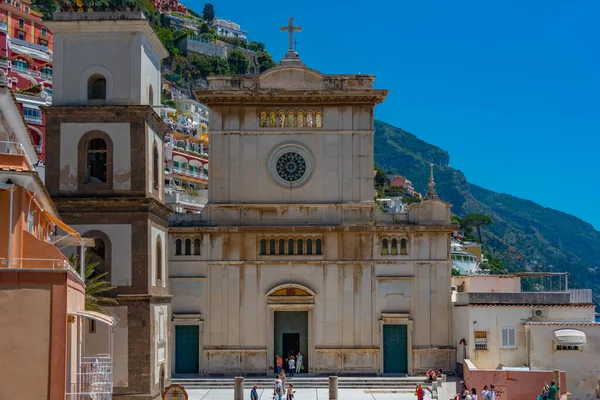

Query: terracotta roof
[{"left": 525, "top": 321, "right": 600, "bottom": 326}]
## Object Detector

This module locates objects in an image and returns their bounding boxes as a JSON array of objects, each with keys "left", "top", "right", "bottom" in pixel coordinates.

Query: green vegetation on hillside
[{"left": 374, "top": 120, "right": 600, "bottom": 306}]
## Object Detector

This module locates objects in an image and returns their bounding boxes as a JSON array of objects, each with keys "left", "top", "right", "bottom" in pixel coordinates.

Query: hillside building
[
  {"left": 158, "top": 98, "right": 209, "bottom": 214},
  {"left": 388, "top": 174, "right": 415, "bottom": 194},
  {"left": 167, "top": 38, "right": 456, "bottom": 376},
  {"left": 44, "top": 11, "right": 172, "bottom": 399},
  {"left": 0, "top": 0, "right": 53, "bottom": 164},
  {"left": 0, "top": 86, "right": 114, "bottom": 400},
  {"left": 210, "top": 17, "right": 247, "bottom": 39}
]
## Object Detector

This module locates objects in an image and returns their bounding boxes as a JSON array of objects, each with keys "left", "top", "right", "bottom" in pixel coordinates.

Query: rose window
[{"left": 276, "top": 152, "right": 306, "bottom": 182}]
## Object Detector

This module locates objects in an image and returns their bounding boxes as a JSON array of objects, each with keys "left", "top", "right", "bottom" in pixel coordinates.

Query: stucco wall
[
  {"left": 0, "top": 284, "right": 51, "bottom": 399},
  {"left": 53, "top": 32, "right": 159, "bottom": 106},
  {"left": 528, "top": 325, "right": 600, "bottom": 399},
  {"left": 59, "top": 123, "right": 132, "bottom": 192},
  {"left": 169, "top": 229, "right": 453, "bottom": 374},
  {"left": 208, "top": 105, "right": 374, "bottom": 204},
  {"left": 72, "top": 224, "right": 132, "bottom": 286},
  {"left": 452, "top": 276, "right": 521, "bottom": 293},
  {"left": 453, "top": 306, "right": 595, "bottom": 370}
]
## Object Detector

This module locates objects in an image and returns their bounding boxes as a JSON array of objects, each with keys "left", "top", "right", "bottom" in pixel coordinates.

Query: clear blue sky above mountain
[{"left": 189, "top": 0, "right": 600, "bottom": 229}]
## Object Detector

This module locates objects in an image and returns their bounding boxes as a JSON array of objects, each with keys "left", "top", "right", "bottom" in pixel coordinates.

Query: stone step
[{"left": 172, "top": 377, "right": 434, "bottom": 389}]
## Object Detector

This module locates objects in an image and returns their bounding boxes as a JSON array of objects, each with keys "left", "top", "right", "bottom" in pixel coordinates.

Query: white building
[
  {"left": 452, "top": 273, "right": 600, "bottom": 399},
  {"left": 210, "top": 17, "right": 247, "bottom": 40}
]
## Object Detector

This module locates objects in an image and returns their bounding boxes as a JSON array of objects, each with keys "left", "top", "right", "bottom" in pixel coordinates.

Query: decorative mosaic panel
[{"left": 259, "top": 110, "right": 323, "bottom": 128}]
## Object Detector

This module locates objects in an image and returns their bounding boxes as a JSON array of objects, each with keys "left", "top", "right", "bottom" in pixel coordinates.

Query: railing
[
  {"left": 0, "top": 141, "right": 35, "bottom": 169},
  {"left": 24, "top": 114, "right": 43, "bottom": 125},
  {"left": 4, "top": 257, "right": 70, "bottom": 269},
  {"left": 171, "top": 166, "right": 208, "bottom": 180},
  {"left": 10, "top": 37, "right": 52, "bottom": 54},
  {"left": 166, "top": 191, "right": 208, "bottom": 206},
  {"left": 66, "top": 356, "right": 112, "bottom": 400},
  {"left": 41, "top": 72, "right": 52, "bottom": 79}
]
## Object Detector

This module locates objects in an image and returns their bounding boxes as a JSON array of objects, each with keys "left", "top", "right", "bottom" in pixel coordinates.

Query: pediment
[{"left": 259, "top": 67, "right": 324, "bottom": 90}]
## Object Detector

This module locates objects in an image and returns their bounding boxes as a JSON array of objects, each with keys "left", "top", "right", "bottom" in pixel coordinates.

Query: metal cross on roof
[{"left": 280, "top": 17, "right": 302, "bottom": 52}]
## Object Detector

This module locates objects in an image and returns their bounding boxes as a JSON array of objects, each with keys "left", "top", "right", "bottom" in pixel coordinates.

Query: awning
[
  {"left": 42, "top": 210, "right": 81, "bottom": 241},
  {"left": 553, "top": 329, "right": 587, "bottom": 346},
  {"left": 69, "top": 310, "right": 114, "bottom": 327}
]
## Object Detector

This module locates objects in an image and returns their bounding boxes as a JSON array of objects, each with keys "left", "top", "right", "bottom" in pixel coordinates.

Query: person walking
[
  {"left": 481, "top": 385, "right": 489, "bottom": 400},
  {"left": 548, "top": 382, "right": 558, "bottom": 400},
  {"left": 415, "top": 383, "right": 424, "bottom": 400},
  {"left": 489, "top": 385, "right": 496, "bottom": 400},
  {"left": 296, "top": 352, "right": 303, "bottom": 374},
  {"left": 251, "top": 384, "right": 259, "bottom": 400},
  {"left": 274, "top": 378, "right": 284, "bottom": 400},
  {"left": 286, "top": 383, "right": 295, "bottom": 400},
  {"left": 276, "top": 354, "right": 283, "bottom": 375},
  {"left": 288, "top": 355, "right": 295, "bottom": 377}
]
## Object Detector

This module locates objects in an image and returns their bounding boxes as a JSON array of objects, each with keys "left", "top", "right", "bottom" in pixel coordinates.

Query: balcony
[
  {"left": 165, "top": 189, "right": 208, "bottom": 208},
  {"left": 0, "top": 141, "right": 35, "bottom": 170},
  {"left": 171, "top": 166, "right": 208, "bottom": 181},
  {"left": 10, "top": 37, "right": 52, "bottom": 55}
]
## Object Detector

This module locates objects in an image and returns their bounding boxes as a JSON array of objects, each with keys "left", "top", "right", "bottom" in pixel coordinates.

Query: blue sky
[{"left": 189, "top": 0, "right": 600, "bottom": 229}]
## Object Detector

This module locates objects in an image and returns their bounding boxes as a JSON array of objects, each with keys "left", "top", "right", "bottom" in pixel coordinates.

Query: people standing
[
  {"left": 471, "top": 388, "right": 478, "bottom": 400},
  {"left": 296, "top": 352, "right": 303, "bottom": 374},
  {"left": 280, "top": 369, "right": 287, "bottom": 390},
  {"left": 415, "top": 383, "right": 424, "bottom": 400},
  {"left": 251, "top": 384, "right": 259, "bottom": 400},
  {"left": 276, "top": 354, "right": 283, "bottom": 375},
  {"left": 288, "top": 355, "right": 295, "bottom": 377}
]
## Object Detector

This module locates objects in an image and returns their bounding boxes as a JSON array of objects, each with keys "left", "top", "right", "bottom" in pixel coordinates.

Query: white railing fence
[{"left": 66, "top": 356, "right": 112, "bottom": 400}]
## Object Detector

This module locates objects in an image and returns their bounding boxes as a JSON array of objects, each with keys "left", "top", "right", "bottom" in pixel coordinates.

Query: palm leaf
[{"left": 69, "top": 253, "right": 118, "bottom": 316}]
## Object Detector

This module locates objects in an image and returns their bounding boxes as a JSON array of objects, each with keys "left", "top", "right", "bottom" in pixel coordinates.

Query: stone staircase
[{"left": 172, "top": 376, "right": 433, "bottom": 391}]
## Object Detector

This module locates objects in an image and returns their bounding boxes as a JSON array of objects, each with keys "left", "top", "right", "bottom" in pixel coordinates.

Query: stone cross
[{"left": 280, "top": 17, "right": 302, "bottom": 51}]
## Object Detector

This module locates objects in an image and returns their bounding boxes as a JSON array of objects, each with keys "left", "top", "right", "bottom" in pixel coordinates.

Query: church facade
[{"left": 168, "top": 47, "right": 456, "bottom": 376}]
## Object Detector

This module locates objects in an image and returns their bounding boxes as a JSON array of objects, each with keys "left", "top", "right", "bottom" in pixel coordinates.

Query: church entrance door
[
  {"left": 175, "top": 325, "right": 199, "bottom": 374},
  {"left": 274, "top": 311, "right": 308, "bottom": 372},
  {"left": 382, "top": 325, "right": 408, "bottom": 374}
]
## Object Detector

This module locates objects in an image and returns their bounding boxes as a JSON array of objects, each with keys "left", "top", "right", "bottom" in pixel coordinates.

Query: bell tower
[{"left": 44, "top": 12, "right": 171, "bottom": 399}]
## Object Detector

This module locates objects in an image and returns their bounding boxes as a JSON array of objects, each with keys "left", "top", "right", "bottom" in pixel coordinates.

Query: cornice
[{"left": 194, "top": 90, "right": 389, "bottom": 106}]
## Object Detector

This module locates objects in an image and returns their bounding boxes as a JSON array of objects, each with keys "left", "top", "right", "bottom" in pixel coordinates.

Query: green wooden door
[
  {"left": 175, "top": 325, "right": 199, "bottom": 374},
  {"left": 383, "top": 325, "right": 408, "bottom": 374}
]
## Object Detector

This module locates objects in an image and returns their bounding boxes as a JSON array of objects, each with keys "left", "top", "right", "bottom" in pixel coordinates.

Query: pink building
[{"left": 389, "top": 175, "right": 414, "bottom": 194}]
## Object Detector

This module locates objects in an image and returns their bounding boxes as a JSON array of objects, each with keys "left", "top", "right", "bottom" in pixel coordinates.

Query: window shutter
[
  {"left": 502, "top": 328, "right": 508, "bottom": 347},
  {"left": 509, "top": 328, "right": 515, "bottom": 347}
]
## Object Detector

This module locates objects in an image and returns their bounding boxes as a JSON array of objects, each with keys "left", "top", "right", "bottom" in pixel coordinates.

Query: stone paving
[{"left": 185, "top": 388, "right": 433, "bottom": 400}]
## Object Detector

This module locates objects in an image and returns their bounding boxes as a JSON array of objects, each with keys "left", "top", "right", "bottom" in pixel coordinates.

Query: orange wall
[
  {"left": 463, "top": 362, "right": 567, "bottom": 400},
  {"left": 0, "top": 270, "right": 70, "bottom": 400}
]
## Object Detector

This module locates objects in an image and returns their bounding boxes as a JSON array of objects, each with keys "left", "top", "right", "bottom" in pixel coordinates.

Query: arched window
[
  {"left": 269, "top": 239, "right": 276, "bottom": 255},
  {"left": 316, "top": 239, "right": 322, "bottom": 255},
  {"left": 184, "top": 238, "right": 191, "bottom": 255},
  {"left": 307, "top": 239, "right": 313, "bottom": 255},
  {"left": 279, "top": 239, "right": 285, "bottom": 255},
  {"left": 81, "top": 230, "right": 113, "bottom": 288},
  {"left": 193, "top": 238, "right": 201, "bottom": 255},
  {"left": 148, "top": 84, "right": 154, "bottom": 105},
  {"left": 156, "top": 236, "right": 162, "bottom": 284},
  {"left": 288, "top": 239, "right": 294, "bottom": 255},
  {"left": 88, "top": 74, "right": 106, "bottom": 100},
  {"left": 382, "top": 239, "right": 389, "bottom": 255},
  {"left": 260, "top": 239, "right": 267, "bottom": 255},
  {"left": 391, "top": 238, "right": 398, "bottom": 255},
  {"left": 297, "top": 239, "right": 303, "bottom": 255},
  {"left": 400, "top": 238, "right": 408, "bottom": 255},
  {"left": 175, "top": 238, "right": 182, "bottom": 255},
  {"left": 153, "top": 144, "right": 159, "bottom": 191},
  {"left": 86, "top": 138, "right": 107, "bottom": 183}
]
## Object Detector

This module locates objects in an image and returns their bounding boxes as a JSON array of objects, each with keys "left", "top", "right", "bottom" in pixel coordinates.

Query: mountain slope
[{"left": 374, "top": 120, "right": 600, "bottom": 306}]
